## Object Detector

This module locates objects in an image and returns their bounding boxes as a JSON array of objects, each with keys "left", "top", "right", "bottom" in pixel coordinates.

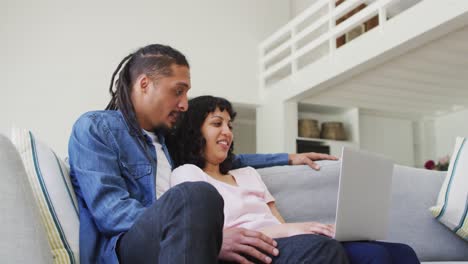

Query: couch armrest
[{"left": 0, "top": 134, "right": 52, "bottom": 263}]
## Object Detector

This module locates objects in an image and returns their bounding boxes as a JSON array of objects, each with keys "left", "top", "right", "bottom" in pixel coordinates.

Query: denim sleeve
[
  {"left": 69, "top": 114, "right": 145, "bottom": 236},
  {"left": 232, "top": 153, "right": 289, "bottom": 169}
]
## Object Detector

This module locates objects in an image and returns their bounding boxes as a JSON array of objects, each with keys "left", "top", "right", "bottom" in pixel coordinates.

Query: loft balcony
[
  {"left": 256, "top": 0, "right": 468, "bottom": 163},
  {"left": 258, "top": 0, "right": 468, "bottom": 119}
]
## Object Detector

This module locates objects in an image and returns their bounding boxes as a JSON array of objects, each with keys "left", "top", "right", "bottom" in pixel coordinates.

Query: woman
[{"left": 168, "top": 95, "right": 419, "bottom": 264}]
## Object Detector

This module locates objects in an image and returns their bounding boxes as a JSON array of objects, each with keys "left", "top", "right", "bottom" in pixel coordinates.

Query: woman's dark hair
[
  {"left": 168, "top": 96, "right": 237, "bottom": 174},
  {"left": 105, "top": 44, "right": 189, "bottom": 163}
]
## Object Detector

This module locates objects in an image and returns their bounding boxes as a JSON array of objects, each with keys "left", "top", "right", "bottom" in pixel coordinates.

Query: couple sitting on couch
[{"left": 68, "top": 44, "right": 419, "bottom": 263}]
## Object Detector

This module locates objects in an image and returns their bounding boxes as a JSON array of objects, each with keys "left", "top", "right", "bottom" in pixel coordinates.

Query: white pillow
[
  {"left": 11, "top": 128, "right": 79, "bottom": 263},
  {"left": 430, "top": 137, "right": 468, "bottom": 241}
]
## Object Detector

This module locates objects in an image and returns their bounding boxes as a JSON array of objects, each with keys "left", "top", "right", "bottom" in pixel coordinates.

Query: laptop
[{"left": 334, "top": 147, "right": 394, "bottom": 241}]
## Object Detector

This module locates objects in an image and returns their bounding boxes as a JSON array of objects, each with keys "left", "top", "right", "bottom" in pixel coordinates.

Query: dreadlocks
[{"left": 105, "top": 44, "right": 189, "bottom": 163}]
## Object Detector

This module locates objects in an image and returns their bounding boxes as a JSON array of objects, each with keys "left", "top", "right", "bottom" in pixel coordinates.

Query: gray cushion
[
  {"left": 388, "top": 165, "right": 468, "bottom": 261},
  {"left": 0, "top": 134, "right": 52, "bottom": 263},
  {"left": 257, "top": 160, "right": 468, "bottom": 261},
  {"left": 259, "top": 160, "right": 340, "bottom": 225}
]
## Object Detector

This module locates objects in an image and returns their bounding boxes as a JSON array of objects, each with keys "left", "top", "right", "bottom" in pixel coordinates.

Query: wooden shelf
[
  {"left": 296, "top": 137, "right": 359, "bottom": 157},
  {"left": 297, "top": 103, "right": 360, "bottom": 157}
]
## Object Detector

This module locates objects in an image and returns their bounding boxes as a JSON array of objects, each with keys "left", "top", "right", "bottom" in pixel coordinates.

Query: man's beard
[{"left": 151, "top": 124, "right": 171, "bottom": 135}]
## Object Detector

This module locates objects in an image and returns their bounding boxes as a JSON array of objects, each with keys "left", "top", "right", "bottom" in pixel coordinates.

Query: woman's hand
[
  {"left": 282, "top": 222, "right": 335, "bottom": 238},
  {"left": 288, "top": 153, "right": 338, "bottom": 170},
  {"left": 259, "top": 222, "right": 335, "bottom": 239}
]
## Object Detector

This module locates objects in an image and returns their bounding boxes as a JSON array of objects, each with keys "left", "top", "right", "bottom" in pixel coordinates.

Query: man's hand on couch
[
  {"left": 219, "top": 227, "right": 279, "bottom": 264},
  {"left": 288, "top": 152, "right": 338, "bottom": 170}
]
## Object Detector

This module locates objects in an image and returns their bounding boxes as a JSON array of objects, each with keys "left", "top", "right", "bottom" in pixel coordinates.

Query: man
[{"left": 69, "top": 44, "right": 341, "bottom": 264}]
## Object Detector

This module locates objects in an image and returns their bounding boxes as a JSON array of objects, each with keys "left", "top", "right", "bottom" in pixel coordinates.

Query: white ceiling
[{"left": 301, "top": 25, "right": 468, "bottom": 119}]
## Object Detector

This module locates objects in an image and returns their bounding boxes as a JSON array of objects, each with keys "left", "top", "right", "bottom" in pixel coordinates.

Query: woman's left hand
[
  {"left": 283, "top": 222, "right": 336, "bottom": 238},
  {"left": 288, "top": 152, "right": 338, "bottom": 170}
]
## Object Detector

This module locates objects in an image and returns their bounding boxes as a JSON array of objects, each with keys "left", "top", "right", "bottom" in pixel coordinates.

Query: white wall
[
  {"left": 290, "top": 0, "right": 318, "bottom": 18},
  {"left": 1, "top": 0, "right": 289, "bottom": 157},
  {"left": 359, "top": 114, "right": 415, "bottom": 166},
  {"left": 358, "top": 108, "right": 468, "bottom": 167},
  {"left": 257, "top": 98, "right": 298, "bottom": 153},
  {"left": 233, "top": 121, "right": 256, "bottom": 154},
  {"left": 413, "top": 119, "right": 436, "bottom": 168},
  {"left": 434, "top": 109, "right": 468, "bottom": 158}
]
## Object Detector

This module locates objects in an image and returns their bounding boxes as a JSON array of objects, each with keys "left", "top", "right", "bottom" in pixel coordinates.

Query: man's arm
[
  {"left": 232, "top": 153, "right": 288, "bottom": 169},
  {"left": 232, "top": 153, "right": 338, "bottom": 170},
  {"left": 69, "top": 114, "right": 145, "bottom": 236}
]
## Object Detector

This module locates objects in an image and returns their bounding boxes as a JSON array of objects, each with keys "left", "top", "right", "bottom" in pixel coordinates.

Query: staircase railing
[{"left": 258, "top": 0, "right": 419, "bottom": 88}]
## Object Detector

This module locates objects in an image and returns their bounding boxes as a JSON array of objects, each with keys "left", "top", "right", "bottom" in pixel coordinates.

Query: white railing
[{"left": 258, "top": 0, "right": 415, "bottom": 87}]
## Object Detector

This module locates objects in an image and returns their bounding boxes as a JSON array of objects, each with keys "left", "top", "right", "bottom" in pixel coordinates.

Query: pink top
[{"left": 170, "top": 164, "right": 281, "bottom": 231}]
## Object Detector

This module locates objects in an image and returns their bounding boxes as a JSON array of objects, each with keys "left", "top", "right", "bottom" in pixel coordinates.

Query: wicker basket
[
  {"left": 320, "top": 122, "right": 346, "bottom": 140},
  {"left": 298, "top": 119, "right": 320, "bottom": 138}
]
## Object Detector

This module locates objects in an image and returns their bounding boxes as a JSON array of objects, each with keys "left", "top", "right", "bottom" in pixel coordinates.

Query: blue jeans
[
  {"left": 270, "top": 234, "right": 349, "bottom": 263},
  {"left": 117, "top": 182, "right": 224, "bottom": 264},
  {"left": 220, "top": 234, "right": 349, "bottom": 264},
  {"left": 221, "top": 236, "right": 419, "bottom": 264},
  {"left": 342, "top": 241, "right": 420, "bottom": 264}
]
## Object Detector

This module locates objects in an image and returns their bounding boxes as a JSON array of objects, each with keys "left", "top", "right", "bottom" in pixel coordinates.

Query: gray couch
[
  {"left": 258, "top": 161, "right": 468, "bottom": 263},
  {"left": 1, "top": 133, "right": 467, "bottom": 263},
  {"left": 0, "top": 134, "right": 52, "bottom": 263}
]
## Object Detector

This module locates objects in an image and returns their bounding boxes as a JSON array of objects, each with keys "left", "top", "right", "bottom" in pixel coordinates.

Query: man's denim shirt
[{"left": 68, "top": 110, "right": 288, "bottom": 264}]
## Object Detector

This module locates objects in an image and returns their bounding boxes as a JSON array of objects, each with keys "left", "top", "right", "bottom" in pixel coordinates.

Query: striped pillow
[
  {"left": 11, "top": 128, "right": 79, "bottom": 263},
  {"left": 430, "top": 137, "right": 468, "bottom": 241}
]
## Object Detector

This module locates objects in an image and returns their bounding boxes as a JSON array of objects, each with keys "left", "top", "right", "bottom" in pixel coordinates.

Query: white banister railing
[{"left": 259, "top": 0, "right": 417, "bottom": 87}]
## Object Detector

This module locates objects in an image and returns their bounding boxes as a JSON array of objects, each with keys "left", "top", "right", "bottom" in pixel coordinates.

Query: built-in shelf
[
  {"left": 296, "top": 137, "right": 359, "bottom": 157},
  {"left": 297, "top": 137, "right": 358, "bottom": 147},
  {"left": 297, "top": 103, "right": 360, "bottom": 157}
]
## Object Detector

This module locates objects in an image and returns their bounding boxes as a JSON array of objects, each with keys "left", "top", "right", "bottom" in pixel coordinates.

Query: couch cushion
[
  {"left": 0, "top": 134, "right": 52, "bottom": 263},
  {"left": 389, "top": 165, "right": 467, "bottom": 261},
  {"left": 430, "top": 137, "right": 468, "bottom": 241},
  {"left": 11, "top": 128, "right": 79, "bottom": 263},
  {"left": 257, "top": 160, "right": 468, "bottom": 261},
  {"left": 258, "top": 160, "right": 340, "bottom": 224}
]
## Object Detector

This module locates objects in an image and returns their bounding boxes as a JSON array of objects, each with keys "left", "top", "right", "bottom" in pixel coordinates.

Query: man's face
[{"left": 133, "top": 64, "right": 191, "bottom": 131}]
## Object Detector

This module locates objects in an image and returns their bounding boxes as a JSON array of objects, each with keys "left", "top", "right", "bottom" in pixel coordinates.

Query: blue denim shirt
[{"left": 68, "top": 110, "right": 288, "bottom": 264}]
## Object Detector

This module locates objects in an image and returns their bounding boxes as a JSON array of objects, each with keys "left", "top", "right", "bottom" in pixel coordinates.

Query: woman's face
[{"left": 201, "top": 108, "right": 233, "bottom": 167}]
